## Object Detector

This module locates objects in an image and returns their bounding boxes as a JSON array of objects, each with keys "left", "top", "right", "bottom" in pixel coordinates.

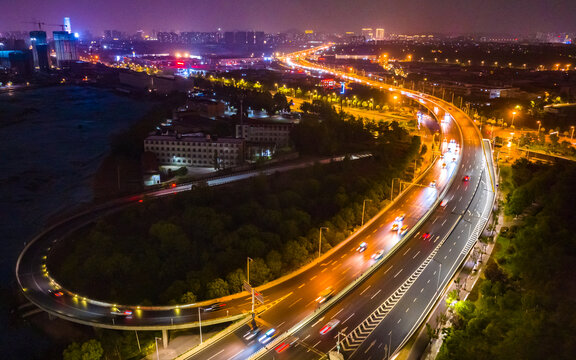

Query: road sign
[
  {"left": 254, "top": 291, "right": 264, "bottom": 304},
  {"left": 243, "top": 281, "right": 252, "bottom": 294}
]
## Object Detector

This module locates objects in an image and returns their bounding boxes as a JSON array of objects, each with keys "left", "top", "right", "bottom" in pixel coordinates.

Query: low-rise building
[
  {"left": 144, "top": 134, "right": 244, "bottom": 169},
  {"left": 235, "top": 120, "right": 293, "bottom": 148}
]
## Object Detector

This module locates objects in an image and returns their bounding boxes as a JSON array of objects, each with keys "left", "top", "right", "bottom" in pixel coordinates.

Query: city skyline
[{"left": 2, "top": 0, "right": 576, "bottom": 35}]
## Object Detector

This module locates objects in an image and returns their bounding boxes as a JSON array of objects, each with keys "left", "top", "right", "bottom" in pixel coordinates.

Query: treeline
[
  {"left": 437, "top": 160, "right": 576, "bottom": 360},
  {"left": 51, "top": 115, "right": 422, "bottom": 305}
]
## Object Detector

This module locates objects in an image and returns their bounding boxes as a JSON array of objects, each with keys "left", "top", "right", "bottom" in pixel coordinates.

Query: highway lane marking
[
  {"left": 333, "top": 308, "right": 345, "bottom": 317},
  {"left": 278, "top": 321, "right": 286, "bottom": 328},
  {"left": 341, "top": 268, "right": 350, "bottom": 275},
  {"left": 442, "top": 219, "right": 447, "bottom": 226},
  {"left": 434, "top": 236, "right": 440, "bottom": 243},
  {"left": 365, "top": 340, "right": 376, "bottom": 353},
  {"left": 372, "top": 229, "right": 378, "bottom": 234},
  {"left": 449, "top": 248, "right": 452, "bottom": 252},
  {"left": 397, "top": 318, "right": 402, "bottom": 324},
  {"left": 207, "top": 350, "right": 224, "bottom": 360},
  {"left": 311, "top": 316, "right": 325, "bottom": 328},
  {"left": 393, "top": 269, "right": 403, "bottom": 278},
  {"left": 310, "top": 275, "right": 317, "bottom": 281},
  {"left": 288, "top": 298, "right": 302, "bottom": 308},
  {"left": 402, "top": 248, "right": 410, "bottom": 256},
  {"left": 427, "top": 279, "right": 431, "bottom": 283},
  {"left": 303, "top": 334, "right": 311, "bottom": 341},
  {"left": 432, "top": 217, "right": 437, "bottom": 224},
  {"left": 342, "top": 313, "right": 355, "bottom": 324},
  {"left": 313, "top": 341, "right": 321, "bottom": 348},
  {"left": 340, "top": 254, "right": 346, "bottom": 259},
  {"left": 359, "top": 285, "right": 372, "bottom": 296},
  {"left": 453, "top": 241, "right": 456, "bottom": 245},
  {"left": 421, "top": 288, "right": 424, "bottom": 293},
  {"left": 459, "top": 196, "right": 463, "bottom": 202},
  {"left": 405, "top": 307, "right": 410, "bottom": 313},
  {"left": 412, "top": 251, "right": 420, "bottom": 259},
  {"left": 298, "top": 283, "right": 306, "bottom": 289},
  {"left": 444, "top": 255, "right": 448, "bottom": 260},
  {"left": 370, "top": 289, "right": 382, "bottom": 300},
  {"left": 384, "top": 265, "right": 393, "bottom": 274},
  {"left": 413, "top": 297, "right": 418, "bottom": 302},
  {"left": 321, "top": 268, "right": 327, "bottom": 273}
]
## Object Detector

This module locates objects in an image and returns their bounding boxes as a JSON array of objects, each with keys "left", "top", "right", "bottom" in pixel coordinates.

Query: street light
[
  {"left": 246, "top": 257, "right": 254, "bottom": 285},
  {"left": 361, "top": 199, "right": 372, "bottom": 226},
  {"left": 571, "top": 126, "right": 575, "bottom": 141},
  {"left": 511, "top": 111, "right": 516, "bottom": 127},
  {"left": 391, "top": 177, "right": 401, "bottom": 202},
  {"left": 537, "top": 121, "right": 541, "bottom": 135},
  {"left": 154, "top": 337, "right": 162, "bottom": 360},
  {"left": 318, "top": 227, "right": 329, "bottom": 258},
  {"left": 198, "top": 307, "right": 203, "bottom": 343}
]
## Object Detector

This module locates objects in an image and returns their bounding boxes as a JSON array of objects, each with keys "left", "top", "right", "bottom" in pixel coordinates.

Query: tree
[
  {"left": 80, "top": 339, "right": 104, "bottom": 360},
  {"left": 206, "top": 278, "right": 230, "bottom": 299},
  {"left": 180, "top": 291, "right": 197, "bottom": 304},
  {"left": 63, "top": 342, "right": 82, "bottom": 360}
]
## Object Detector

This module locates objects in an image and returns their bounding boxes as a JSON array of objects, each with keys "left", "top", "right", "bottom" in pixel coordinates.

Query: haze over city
[{"left": 3, "top": 0, "right": 576, "bottom": 34}]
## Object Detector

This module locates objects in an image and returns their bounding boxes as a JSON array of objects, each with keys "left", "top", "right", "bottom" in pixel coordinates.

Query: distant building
[
  {"left": 234, "top": 31, "right": 248, "bottom": 45},
  {"left": 375, "top": 28, "right": 385, "bottom": 40},
  {"left": 53, "top": 31, "right": 78, "bottom": 67},
  {"left": 157, "top": 32, "right": 179, "bottom": 43},
  {"left": 30, "top": 31, "right": 50, "bottom": 71},
  {"left": 361, "top": 28, "right": 374, "bottom": 40},
  {"left": 63, "top": 17, "right": 71, "bottom": 34},
  {"left": 0, "top": 50, "right": 33, "bottom": 76},
  {"left": 175, "top": 98, "right": 226, "bottom": 119},
  {"left": 144, "top": 134, "right": 244, "bottom": 169},
  {"left": 224, "top": 31, "right": 235, "bottom": 45},
  {"left": 236, "top": 121, "right": 293, "bottom": 148}
]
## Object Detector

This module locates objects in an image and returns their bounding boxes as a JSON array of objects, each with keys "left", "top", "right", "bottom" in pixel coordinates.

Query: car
[
  {"left": 422, "top": 232, "right": 432, "bottom": 240},
  {"left": 48, "top": 289, "right": 64, "bottom": 297},
  {"left": 110, "top": 308, "right": 133, "bottom": 317},
  {"left": 203, "top": 302, "right": 226, "bottom": 312},
  {"left": 319, "top": 319, "right": 341, "bottom": 335},
  {"left": 356, "top": 242, "right": 368, "bottom": 252},
  {"left": 430, "top": 180, "right": 436, "bottom": 187},
  {"left": 440, "top": 199, "right": 448, "bottom": 207},
  {"left": 243, "top": 327, "right": 261, "bottom": 342},
  {"left": 258, "top": 328, "right": 276, "bottom": 344},
  {"left": 274, "top": 336, "right": 298, "bottom": 353},
  {"left": 396, "top": 214, "right": 406, "bottom": 221},
  {"left": 371, "top": 250, "right": 384, "bottom": 260},
  {"left": 463, "top": 175, "right": 470, "bottom": 182},
  {"left": 400, "top": 225, "right": 409, "bottom": 236},
  {"left": 316, "top": 287, "right": 334, "bottom": 304},
  {"left": 391, "top": 223, "right": 399, "bottom": 231}
]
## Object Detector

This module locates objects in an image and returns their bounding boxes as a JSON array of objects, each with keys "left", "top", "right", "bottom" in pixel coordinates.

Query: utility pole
[
  {"left": 247, "top": 257, "right": 253, "bottom": 284},
  {"left": 198, "top": 307, "right": 203, "bottom": 343}
]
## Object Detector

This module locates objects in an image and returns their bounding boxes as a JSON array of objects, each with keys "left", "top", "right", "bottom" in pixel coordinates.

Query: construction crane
[
  {"left": 22, "top": 21, "right": 45, "bottom": 30},
  {"left": 46, "top": 24, "right": 66, "bottom": 31}
]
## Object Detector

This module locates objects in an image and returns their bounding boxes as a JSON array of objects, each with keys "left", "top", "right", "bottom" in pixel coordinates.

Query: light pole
[
  {"left": 537, "top": 121, "right": 541, "bottom": 135},
  {"left": 318, "top": 227, "right": 329, "bottom": 258},
  {"left": 361, "top": 199, "right": 372, "bottom": 226},
  {"left": 336, "top": 330, "right": 346, "bottom": 353},
  {"left": 571, "top": 126, "right": 575, "bottom": 141},
  {"left": 247, "top": 257, "right": 253, "bottom": 285},
  {"left": 155, "top": 337, "right": 162, "bottom": 360},
  {"left": 511, "top": 111, "right": 516, "bottom": 127},
  {"left": 198, "top": 307, "right": 203, "bottom": 343}
]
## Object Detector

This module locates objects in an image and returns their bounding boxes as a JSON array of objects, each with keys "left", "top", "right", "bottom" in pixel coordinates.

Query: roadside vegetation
[
  {"left": 50, "top": 101, "right": 423, "bottom": 305},
  {"left": 436, "top": 159, "right": 576, "bottom": 360}
]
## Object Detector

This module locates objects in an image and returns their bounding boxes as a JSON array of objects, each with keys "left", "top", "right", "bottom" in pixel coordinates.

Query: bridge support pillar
[{"left": 162, "top": 329, "right": 168, "bottom": 348}]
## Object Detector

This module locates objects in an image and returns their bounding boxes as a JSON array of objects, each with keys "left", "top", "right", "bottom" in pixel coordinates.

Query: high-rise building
[
  {"left": 30, "top": 31, "right": 50, "bottom": 71},
  {"left": 63, "top": 17, "right": 71, "bottom": 34},
  {"left": 53, "top": 31, "right": 78, "bottom": 67},
  {"left": 375, "top": 28, "right": 385, "bottom": 40},
  {"left": 224, "top": 32, "right": 234, "bottom": 45},
  {"left": 361, "top": 28, "right": 374, "bottom": 40}
]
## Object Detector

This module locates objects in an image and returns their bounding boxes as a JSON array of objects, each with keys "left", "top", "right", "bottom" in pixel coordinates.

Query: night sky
[{"left": 2, "top": 0, "right": 576, "bottom": 35}]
